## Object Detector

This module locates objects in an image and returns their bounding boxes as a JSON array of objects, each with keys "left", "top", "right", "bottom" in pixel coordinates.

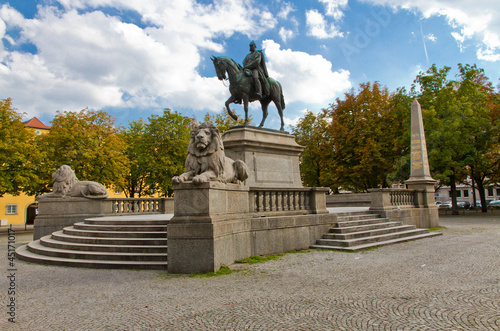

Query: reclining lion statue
[
  {"left": 172, "top": 122, "right": 248, "bottom": 185},
  {"left": 38, "top": 165, "right": 108, "bottom": 199}
]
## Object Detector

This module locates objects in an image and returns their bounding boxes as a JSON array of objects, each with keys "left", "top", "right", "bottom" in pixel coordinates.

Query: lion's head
[
  {"left": 52, "top": 165, "right": 79, "bottom": 195},
  {"left": 188, "top": 122, "right": 224, "bottom": 157}
]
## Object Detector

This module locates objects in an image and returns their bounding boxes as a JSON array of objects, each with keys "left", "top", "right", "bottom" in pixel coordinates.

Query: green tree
[
  {"left": 203, "top": 109, "right": 251, "bottom": 133},
  {"left": 414, "top": 64, "right": 499, "bottom": 213},
  {"left": 0, "top": 99, "right": 43, "bottom": 197},
  {"left": 39, "top": 109, "right": 129, "bottom": 190},
  {"left": 291, "top": 110, "right": 335, "bottom": 189},
  {"left": 119, "top": 119, "right": 149, "bottom": 197},
  {"left": 454, "top": 64, "right": 500, "bottom": 212},
  {"left": 141, "top": 109, "right": 195, "bottom": 197}
]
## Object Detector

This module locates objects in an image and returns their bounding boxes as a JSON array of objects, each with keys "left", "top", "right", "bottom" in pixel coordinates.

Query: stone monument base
[
  {"left": 34, "top": 197, "right": 110, "bottom": 240},
  {"left": 168, "top": 182, "right": 331, "bottom": 274},
  {"left": 222, "top": 126, "right": 304, "bottom": 188}
]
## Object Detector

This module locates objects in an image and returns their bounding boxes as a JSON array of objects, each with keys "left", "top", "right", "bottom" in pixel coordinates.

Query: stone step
[
  {"left": 337, "top": 214, "right": 380, "bottom": 222},
  {"left": 324, "top": 225, "right": 417, "bottom": 240},
  {"left": 74, "top": 222, "right": 168, "bottom": 232},
  {"left": 51, "top": 231, "right": 168, "bottom": 245},
  {"left": 63, "top": 227, "right": 167, "bottom": 238},
  {"left": 84, "top": 218, "right": 170, "bottom": 226},
  {"left": 40, "top": 236, "right": 168, "bottom": 253},
  {"left": 316, "top": 228, "right": 431, "bottom": 247},
  {"left": 311, "top": 232, "right": 442, "bottom": 251},
  {"left": 16, "top": 245, "right": 168, "bottom": 269},
  {"left": 336, "top": 217, "right": 389, "bottom": 228},
  {"left": 330, "top": 221, "right": 402, "bottom": 234},
  {"left": 26, "top": 240, "right": 168, "bottom": 261}
]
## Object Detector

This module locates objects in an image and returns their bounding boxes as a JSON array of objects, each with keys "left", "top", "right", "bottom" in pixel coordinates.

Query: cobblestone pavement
[{"left": 1, "top": 215, "right": 499, "bottom": 330}]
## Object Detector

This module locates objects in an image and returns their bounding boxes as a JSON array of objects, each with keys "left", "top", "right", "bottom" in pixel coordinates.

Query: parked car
[
  {"left": 438, "top": 201, "right": 452, "bottom": 209},
  {"left": 457, "top": 201, "right": 471, "bottom": 209},
  {"left": 488, "top": 200, "right": 500, "bottom": 208},
  {"left": 475, "top": 200, "right": 482, "bottom": 208}
]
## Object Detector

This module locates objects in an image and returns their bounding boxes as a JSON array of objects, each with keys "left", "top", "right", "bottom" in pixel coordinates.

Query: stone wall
[{"left": 167, "top": 182, "right": 333, "bottom": 273}]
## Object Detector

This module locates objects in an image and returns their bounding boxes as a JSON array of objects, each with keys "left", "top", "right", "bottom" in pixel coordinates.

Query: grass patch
[
  {"left": 236, "top": 249, "right": 310, "bottom": 264},
  {"left": 188, "top": 266, "right": 237, "bottom": 278},
  {"left": 429, "top": 226, "right": 446, "bottom": 232}
]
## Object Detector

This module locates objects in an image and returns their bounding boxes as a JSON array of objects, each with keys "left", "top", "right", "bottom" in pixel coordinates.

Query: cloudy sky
[{"left": 1, "top": 0, "right": 499, "bottom": 130}]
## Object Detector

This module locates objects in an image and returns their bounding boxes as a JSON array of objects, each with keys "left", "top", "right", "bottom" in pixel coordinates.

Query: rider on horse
[{"left": 243, "top": 41, "right": 269, "bottom": 98}]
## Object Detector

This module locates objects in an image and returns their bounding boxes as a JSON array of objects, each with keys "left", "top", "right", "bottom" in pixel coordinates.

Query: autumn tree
[
  {"left": 325, "top": 82, "right": 409, "bottom": 192},
  {"left": 0, "top": 98, "right": 44, "bottom": 197},
  {"left": 38, "top": 109, "right": 129, "bottom": 190}
]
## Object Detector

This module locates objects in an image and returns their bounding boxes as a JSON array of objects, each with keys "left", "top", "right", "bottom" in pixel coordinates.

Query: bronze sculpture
[{"left": 211, "top": 41, "right": 285, "bottom": 131}]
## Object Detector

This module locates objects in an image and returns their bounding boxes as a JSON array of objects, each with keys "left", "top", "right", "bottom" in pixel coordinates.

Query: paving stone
[{"left": 0, "top": 215, "right": 498, "bottom": 330}]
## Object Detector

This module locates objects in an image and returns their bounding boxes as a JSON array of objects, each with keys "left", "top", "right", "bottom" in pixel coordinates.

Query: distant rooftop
[{"left": 23, "top": 117, "right": 51, "bottom": 130}]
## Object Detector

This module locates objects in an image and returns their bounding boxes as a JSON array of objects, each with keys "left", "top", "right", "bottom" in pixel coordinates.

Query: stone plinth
[
  {"left": 168, "top": 182, "right": 251, "bottom": 274},
  {"left": 34, "top": 197, "right": 111, "bottom": 240},
  {"left": 222, "top": 126, "right": 304, "bottom": 188}
]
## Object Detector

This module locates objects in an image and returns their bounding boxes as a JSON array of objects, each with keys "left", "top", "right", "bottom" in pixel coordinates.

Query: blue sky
[{"left": 1, "top": 0, "right": 499, "bottom": 131}]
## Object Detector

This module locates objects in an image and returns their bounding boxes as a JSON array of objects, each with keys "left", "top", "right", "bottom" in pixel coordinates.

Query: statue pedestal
[
  {"left": 168, "top": 182, "right": 251, "bottom": 274},
  {"left": 34, "top": 197, "right": 110, "bottom": 240},
  {"left": 222, "top": 126, "right": 304, "bottom": 188}
]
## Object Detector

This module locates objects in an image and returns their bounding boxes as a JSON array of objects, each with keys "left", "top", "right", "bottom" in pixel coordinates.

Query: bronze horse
[{"left": 211, "top": 56, "right": 285, "bottom": 131}]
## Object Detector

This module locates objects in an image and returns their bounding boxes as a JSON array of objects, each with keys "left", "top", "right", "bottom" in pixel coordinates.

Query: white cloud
[
  {"left": 363, "top": 0, "right": 500, "bottom": 61},
  {"left": 426, "top": 33, "right": 437, "bottom": 42},
  {"left": 0, "top": 1, "right": 277, "bottom": 118},
  {"left": 279, "top": 27, "right": 294, "bottom": 43},
  {"left": 306, "top": 9, "right": 343, "bottom": 39},
  {"left": 320, "top": 0, "right": 349, "bottom": 20},
  {"left": 278, "top": 2, "right": 295, "bottom": 20},
  {"left": 262, "top": 40, "right": 351, "bottom": 104}
]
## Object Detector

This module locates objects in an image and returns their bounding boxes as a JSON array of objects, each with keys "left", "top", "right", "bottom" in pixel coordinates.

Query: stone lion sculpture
[
  {"left": 38, "top": 165, "right": 108, "bottom": 199},
  {"left": 172, "top": 122, "right": 248, "bottom": 185}
]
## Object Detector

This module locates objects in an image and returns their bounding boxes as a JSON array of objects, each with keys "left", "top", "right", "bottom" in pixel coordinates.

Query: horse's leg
[
  {"left": 225, "top": 95, "right": 238, "bottom": 121},
  {"left": 259, "top": 98, "right": 271, "bottom": 128},
  {"left": 275, "top": 101, "right": 284, "bottom": 131},
  {"left": 243, "top": 95, "right": 249, "bottom": 126}
]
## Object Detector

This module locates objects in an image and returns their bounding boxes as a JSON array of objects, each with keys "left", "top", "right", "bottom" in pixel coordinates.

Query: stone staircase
[
  {"left": 311, "top": 213, "right": 441, "bottom": 251},
  {"left": 16, "top": 215, "right": 169, "bottom": 269}
]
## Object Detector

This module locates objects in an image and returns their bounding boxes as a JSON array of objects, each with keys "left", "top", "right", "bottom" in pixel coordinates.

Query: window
[
  {"left": 6, "top": 205, "right": 18, "bottom": 215},
  {"left": 497, "top": 188, "right": 500, "bottom": 196},
  {"left": 487, "top": 188, "right": 494, "bottom": 197},
  {"left": 456, "top": 190, "right": 461, "bottom": 198},
  {"left": 35, "top": 130, "right": 41, "bottom": 135},
  {"left": 463, "top": 190, "right": 469, "bottom": 198}
]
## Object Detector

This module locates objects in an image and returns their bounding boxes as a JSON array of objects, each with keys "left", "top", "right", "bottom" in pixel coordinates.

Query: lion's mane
[
  {"left": 172, "top": 122, "right": 248, "bottom": 184},
  {"left": 185, "top": 123, "right": 225, "bottom": 178}
]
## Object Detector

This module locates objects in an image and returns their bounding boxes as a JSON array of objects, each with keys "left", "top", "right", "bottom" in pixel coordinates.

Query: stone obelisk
[
  {"left": 407, "top": 99, "right": 434, "bottom": 182},
  {"left": 405, "top": 99, "right": 438, "bottom": 228}
]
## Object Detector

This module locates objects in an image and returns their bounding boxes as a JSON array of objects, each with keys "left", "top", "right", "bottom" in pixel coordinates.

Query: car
[
  {"left": 438, "top": 201, "right": 452, "bottom": 209},
  {"left": 457, "top": 201, "right": 471, "bottom": 209},
  {"left": 488, "top": 200, "right": 500, "bottom": 208}
]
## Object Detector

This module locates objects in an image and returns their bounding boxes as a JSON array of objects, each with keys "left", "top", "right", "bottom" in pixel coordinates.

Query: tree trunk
[
  {"left": 475, "top": 179, "right": 488, "bottom": 213},
  {"left": 450, "top": 174, "right": 459, "bottom": 215}
]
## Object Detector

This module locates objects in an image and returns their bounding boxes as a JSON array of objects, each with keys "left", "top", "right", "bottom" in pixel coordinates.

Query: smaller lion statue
[
  {"left": 38, "top": 165, "right": 108, "bottom": 199},
  {"left": 172, "top": 122, "right": 248, "bottom": 185}
]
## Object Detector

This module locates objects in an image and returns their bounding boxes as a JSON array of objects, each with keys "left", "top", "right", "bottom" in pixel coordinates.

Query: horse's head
[{"left": 211, "top": 56, "right": 227, "bottom": 81}]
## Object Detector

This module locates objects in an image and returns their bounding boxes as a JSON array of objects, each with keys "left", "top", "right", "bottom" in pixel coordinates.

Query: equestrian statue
[{"left": 211, "top": 41, "right": 286, "bottom": 131}]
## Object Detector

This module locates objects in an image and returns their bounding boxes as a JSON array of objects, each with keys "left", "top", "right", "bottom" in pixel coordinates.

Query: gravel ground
[{"left": 1, "top": 214, "right": 498, "bottom": 330}]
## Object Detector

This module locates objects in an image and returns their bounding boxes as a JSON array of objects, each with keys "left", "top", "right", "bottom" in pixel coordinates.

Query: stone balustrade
[
  {"left": 249, "top": 187, "right": 329, "bottom": 215},
  {"left": 109, "top": 198, "right": 173, "bottom": 214}
]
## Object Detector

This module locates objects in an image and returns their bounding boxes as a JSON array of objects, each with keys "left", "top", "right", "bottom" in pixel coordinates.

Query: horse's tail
[{"left": 278, "top": 81, "right": 285, "bottom": 110}]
